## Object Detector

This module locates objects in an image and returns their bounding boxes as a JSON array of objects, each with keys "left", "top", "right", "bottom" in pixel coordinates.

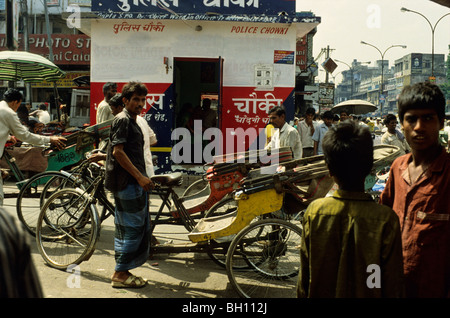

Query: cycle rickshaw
[
  {"left": 14, "top": 145, "right": 292, "bottom": 237},
  {"left": 34, "top": 144, "right": 401, "bottom": 298},
  {"left": 1, "top": 120, "right": 112, "bottom": 236}
]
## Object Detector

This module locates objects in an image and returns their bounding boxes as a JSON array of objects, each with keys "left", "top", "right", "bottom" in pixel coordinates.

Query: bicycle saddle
[{"left": 151, "top": 172, "right": 183, "bottom": 187}]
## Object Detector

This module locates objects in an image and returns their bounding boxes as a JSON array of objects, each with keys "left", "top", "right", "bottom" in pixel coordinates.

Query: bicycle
[
  {"left": 35, "top": 158, "right": 223, "bottom": 270},
  {"left": 35, "top": 162, "right": 113, "bottom": 270},
  {"left": 16, "top": 152, "right": 113, "bottom": 236}
]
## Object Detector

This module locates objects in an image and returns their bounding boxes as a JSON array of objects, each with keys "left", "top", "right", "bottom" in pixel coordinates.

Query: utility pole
[
  {"left": 5, "top": 0, "right": 16, "bottom": 88},
  {"left": 325, "top": 45, "right": 330, "bottom": 83},
  {"left": 43, "top": 0, "right": 61, "bottom": 121},
  {"left": 21, "top": 0, "right": 32, "bottom": 104}
]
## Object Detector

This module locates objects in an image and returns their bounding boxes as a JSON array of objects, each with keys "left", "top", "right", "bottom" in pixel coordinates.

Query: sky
[{"left": 296, "top": 0, "right": 450, "bottom": 83}]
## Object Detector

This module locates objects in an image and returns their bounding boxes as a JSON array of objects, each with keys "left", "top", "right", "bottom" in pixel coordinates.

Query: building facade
[
  {"left": 87, "top": 0, "right": 320, "bottom": 172},
  {"left": 0, "top": 0, "right": 91, "bottom": 124},
  {"left": 336, "top": 53, "right": 447, "bottom": 117}
]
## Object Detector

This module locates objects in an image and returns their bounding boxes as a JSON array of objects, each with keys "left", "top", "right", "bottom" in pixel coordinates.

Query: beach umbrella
[
  {"left": 331, "top": 99, "right": 377, "bottom": 115},
  {"left": 0, "top": 50, "right": 65, "bottom": 82}
]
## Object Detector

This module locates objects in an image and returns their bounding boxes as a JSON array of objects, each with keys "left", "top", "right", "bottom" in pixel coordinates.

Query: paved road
[{"left": 2, "top": 179, "right": 239, "bottom": 299}]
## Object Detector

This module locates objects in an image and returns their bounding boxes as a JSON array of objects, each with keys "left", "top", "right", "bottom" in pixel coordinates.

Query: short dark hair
[
  {"left": 121, "top": 81, "right": 148, "bottom": 100},
  {"left": 268, "top": 105, "right": 286, "bottom": 116},
  {"left": 384, "top": 114, "right": 397, "bottom": 126},
  {"left": 108, "top": 93, "right": 124, "bottom": 108},
  {"left": 3, "top": 88, "right": 23, "bottom": 103},
  {"left": 322, "top": 120, "right": 373, "bottom": 188},
  {"left": 322, "top": 110, "right": 334, "bottom": 119},
  {"left": 102, "top": 82, "right": 117, "bottom": 96},
  {"left": 398, "top": 82, "right": 445, "bottom": 123},
  {"left": 38, "top": 103, "right": 47, "bottom": 110},
  {"left": 305, "top": 107, "right": 316, "bottom": 116}
]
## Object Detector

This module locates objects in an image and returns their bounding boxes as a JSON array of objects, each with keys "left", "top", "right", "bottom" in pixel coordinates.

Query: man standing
[
  {"left": 297, "top": 107, "right": 317, "bottom": 157},
  {"left": 380, "top": 82, "right": 450, "bottom": 298},
  {"left": 0, "top": 89, "right": 66, "bottom": 206},
  {"left": 201, "top": 98, "right": 216, "bottom": 129},
  {"left": 339, "top": 110, "right": 349, "bottom": 122},
  {"left": 381, "top": 114, "right": 411, "bottom": 155},
  {"left": 105, "top": 82, "right": 154, "bottom": 288},
  {"left": 312, "top": 110, "right": 334, "bottom": 155},
  {"left": 96, "top": 82, "right": 118, "bottom": 124},
  {"left": 136, "top": 115, "right": 158, "bottom": 177},
  {"left": 265, "top": 105, "right": 302, "bottom": 159}
]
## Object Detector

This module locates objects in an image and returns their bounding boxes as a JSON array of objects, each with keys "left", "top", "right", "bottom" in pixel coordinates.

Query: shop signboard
[
  {"left": 274, "top": 50, "right": 295, "bottom": 64},
  {"left": 0, "top": 34, "right": 90, "bottom": 66},
  {"left": 296, "top": 35, "right": 307, "bottom": 71},
  {"left": 411, "top": 53, "right": 422, "bottom": 74},
  {"left": 92, "top": 0, "right": 296, "bottom": 22},
  {"left": 93, "top": 0, "right": 295, "bottom": 15}
]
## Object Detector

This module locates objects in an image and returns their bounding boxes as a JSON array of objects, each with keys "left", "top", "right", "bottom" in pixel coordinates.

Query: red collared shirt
[{"left": 380, "top": 148, "right": 450, "bottom": 297}]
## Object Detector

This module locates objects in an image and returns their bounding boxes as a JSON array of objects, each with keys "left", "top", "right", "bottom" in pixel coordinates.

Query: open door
[{"left": 173, "top": 57, "right": 223, "bottom": 165}]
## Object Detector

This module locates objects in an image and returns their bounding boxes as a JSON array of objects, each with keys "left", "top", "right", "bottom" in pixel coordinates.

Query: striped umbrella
[{"left": 0, "top": 50, "right": 65, "bottom": 82}]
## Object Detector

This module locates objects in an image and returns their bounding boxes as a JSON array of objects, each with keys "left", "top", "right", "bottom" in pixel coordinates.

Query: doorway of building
[{"left": 173, "top": 57, "right": 223, "bottom": 164}]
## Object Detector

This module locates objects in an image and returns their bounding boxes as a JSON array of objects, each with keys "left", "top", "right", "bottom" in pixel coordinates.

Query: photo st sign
[{"left": 92, "top": 0, "right": 296, "bottom": 22}]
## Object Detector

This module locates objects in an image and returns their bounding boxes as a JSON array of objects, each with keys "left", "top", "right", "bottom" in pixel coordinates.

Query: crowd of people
[
  {"left": 267, "top": 96, "right": 450, "bottom": 160},
  {"left": 264, "top": 82, "right": 449, "bottom": 297},
  {"left": 296, "top": 82, "right": 450, "bottom": 298}
]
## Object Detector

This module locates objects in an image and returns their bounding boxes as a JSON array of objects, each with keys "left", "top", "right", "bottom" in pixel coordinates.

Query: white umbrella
[{"left": 331, "top": 99, "right": 377, "bottom": 115}]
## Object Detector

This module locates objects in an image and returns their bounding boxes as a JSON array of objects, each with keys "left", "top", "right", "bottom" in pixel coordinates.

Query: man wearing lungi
[{"left": 105, "top": 81, "right": 154, "bottom": 288}]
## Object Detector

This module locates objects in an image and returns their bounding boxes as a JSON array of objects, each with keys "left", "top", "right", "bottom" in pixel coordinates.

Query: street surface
[{"left": 2, "top": 178, "right": 239, "bottom": 299}]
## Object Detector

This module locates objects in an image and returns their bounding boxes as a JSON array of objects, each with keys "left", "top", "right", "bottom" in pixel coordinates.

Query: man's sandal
[{"left": 111, "top": 275, "right": 147, "bottom": 288}]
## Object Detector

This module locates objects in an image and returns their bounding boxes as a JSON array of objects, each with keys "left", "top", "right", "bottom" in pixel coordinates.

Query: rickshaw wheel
[
  {"left": 17, "top": 171, "right": 89, "bottom": 236},
  {"left": 204, "top": 197, "right": 239, "bottom": 268},
  {"left": 226, "top": 218, "right": 302, "bottom": 298}
]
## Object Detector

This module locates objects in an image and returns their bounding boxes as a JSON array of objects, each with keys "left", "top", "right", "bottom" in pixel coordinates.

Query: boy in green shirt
[{"left": 297, "top": 120, "right": 404, "bottom": 298}]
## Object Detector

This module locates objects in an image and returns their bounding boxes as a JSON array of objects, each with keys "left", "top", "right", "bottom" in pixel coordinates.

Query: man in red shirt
[{"left": 380, "top": 82, "right": 450, "bottom": 297}]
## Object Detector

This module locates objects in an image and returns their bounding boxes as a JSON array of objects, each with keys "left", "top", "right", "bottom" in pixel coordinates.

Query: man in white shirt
[
  {"left": 381, "top": 114, "right": 411, "bottom": 155},
  {"left": 444, "top": 120, "right": 450, "bottom": 151},
  {"left": 265, "top": 105, "right": 302, "bottom": 159},
  {"left": 0, "top": 89, "right": 66, "bottom": 206},
  {"left": 136, "top": 115, "right": 158, "bottom": 177},
  {"left": 96, "top": 82, "right": 118, "bottom": 124},
  {"left": 90, "top": 93, "right": 158, "bottom": 177},
  {"left": 29, "top": 103, "right": 50, "bottom": 124},
  {"left": 297, "top": 107, "right": 318, "bottom": 157}
]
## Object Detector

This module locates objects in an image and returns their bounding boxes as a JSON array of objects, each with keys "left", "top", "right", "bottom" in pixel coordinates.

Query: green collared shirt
[{"left": 297, "top": 190, "right": 405, "bottom": 298}]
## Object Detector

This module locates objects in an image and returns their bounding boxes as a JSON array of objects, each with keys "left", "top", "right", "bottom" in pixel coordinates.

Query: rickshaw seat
[
  {"left": 151, "top": 172, "right": 183, "bottom": 187},
  {"left": 188, "top": 188, "right": 284, "bottom": 243}
]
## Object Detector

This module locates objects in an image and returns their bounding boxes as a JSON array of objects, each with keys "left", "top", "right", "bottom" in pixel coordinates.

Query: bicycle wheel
[
  {"left": 16, "top": 171, "right": 87, "bottom": 236},
  {"left": 226, "top": 218, "right": 302, "bottom": 298},
  {"left": 204, "top": 196, "right": 239, "bottom": 267},
  {"left": 36, "top": 188, "right": 100, "bottom": 270}
]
